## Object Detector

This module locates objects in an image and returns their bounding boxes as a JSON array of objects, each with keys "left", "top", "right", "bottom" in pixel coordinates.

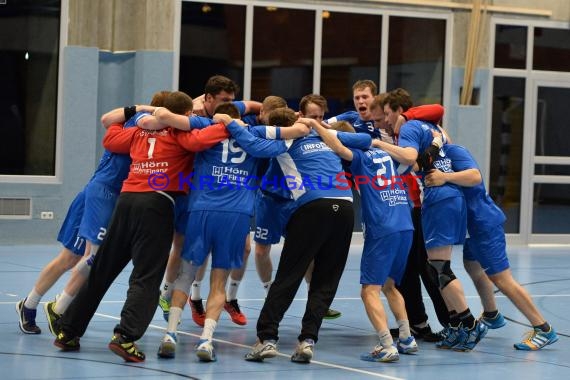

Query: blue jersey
[
  {"left": 350, "top": 148, "right": 413, "bottom": 239},
  {"left": 188, "top": 121, "right": 276, "bottom": 216},
  {"left": 398, "top": 120, "right": 462, "bottom": 207},
  {"left": 226, "top": 122, "right": 371, "bottom": 212},
  {"left": 444, "top": 144, "right": 506, "bottom": 235},
  {"left": 88, "top": 112, "right": 141, "bottom": 190},
  {"left": 327, "top": 111, "right": 380, "bottom": 139}
]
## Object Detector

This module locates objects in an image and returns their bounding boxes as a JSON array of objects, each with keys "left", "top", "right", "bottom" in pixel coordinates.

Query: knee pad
[
  {"left": 173, "top": 260, "right": 199, "bottom": 295},
  {"left": 428, "top": 260, "right": 456, "bottom": 290}
]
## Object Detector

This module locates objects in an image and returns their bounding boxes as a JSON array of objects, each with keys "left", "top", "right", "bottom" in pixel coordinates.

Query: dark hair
[
  {"left": 150, "top": 90, "right": 170, "bottom": 107},
  {"left": 384, "top": 88, "right": 413, "bottom": 112},
  {"left": 214, "top": 102, "right": 240, "bottom": 119},
  {"left": 164, "top": 91, "right": 193, "bottom": 115},
  {"left": 299, "top": 94, "right": 328, "bottom": 114},
  {"left": 352, "top": 79, "right": 377, "bottom": 95},
  {"left": 204, "top": 75, "right": 240, "bottom": 97},
  {"left": 268, "top": 108, "right": 297, "bottom": 127}
]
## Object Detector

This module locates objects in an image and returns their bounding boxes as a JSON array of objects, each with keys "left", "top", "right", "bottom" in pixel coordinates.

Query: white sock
[
  {"left": 378, "top": 329, "right": 394, "bottom": 349},
  {"left": 262, "top": 281, "right": 272, "bottom": 296},
  {"left": 201, "top": 318, "right": 217, "bottom": 341},
  {"left": 161, "top": 281, "right": 173, "bottom": 299},
  {"left": 54, "top": 291, "right": 74, "bottom": 315},
  {"left": 167, "top": 307, "right": 183, "bottom": 333},
  {"left": 226, "top": 279, "right": 241, "bottom": 301},
  {"left": 397, "top": 319, "right": 411, "bottom": 340},
  {"left": 24, "top": 289, "right": 42, "bottom": 309},
  {"left": 191, "top": 281, "right": 202, "bottom": 301}
]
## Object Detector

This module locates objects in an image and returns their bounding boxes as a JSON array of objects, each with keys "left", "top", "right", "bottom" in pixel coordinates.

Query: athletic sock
[
  {"left": 191, "top": 281, "right": 202, "bottom": 301},
  {"left": 483, "top": 310, "right": 499, "bottom": 319},
  {"left": 54, "top": 291, "right": 74, "bottom": 314},
  {"left": 24, "top": 289, "right": 42, "bottom": 309},
  {"left": 226, "top": 279, "right": 241, "bottom": 301},
  {"left": 458, "top": 309, "right": 476, "bottom": 329}
]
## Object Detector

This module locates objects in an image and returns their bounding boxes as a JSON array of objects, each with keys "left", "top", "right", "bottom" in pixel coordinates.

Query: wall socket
[{"left": 40, "top": 211, "right": 54, "bottom": 220}]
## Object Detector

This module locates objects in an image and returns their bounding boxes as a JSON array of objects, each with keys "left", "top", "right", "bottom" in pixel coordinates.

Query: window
[
  {"left": 179, "top": 2, "right": 246, "bottom": 98},
  {"left": 251, "top": 6, "right": 314, "bottom": 107},
  {"left": 494, "top": 25, "right": 527, "bottom": 69},
  {"left": 0, "top": 0, "right": 60, "bottom": 175},
  {"left": 489, "top": 76, "right": 525, "bottom": 234},
  {"left": 387, "top": 16, "right": 445, "bottom": 104},
  {"left": 320, "top": 12, "right": 382, "bottom": 118},
  {"left": 533, "top": 27, "right": 570, "bottom": 72}
]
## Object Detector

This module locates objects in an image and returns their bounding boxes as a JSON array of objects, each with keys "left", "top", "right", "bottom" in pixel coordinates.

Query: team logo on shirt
[{"left": 332, "top": 204, "right": 339, "bottom": 212}]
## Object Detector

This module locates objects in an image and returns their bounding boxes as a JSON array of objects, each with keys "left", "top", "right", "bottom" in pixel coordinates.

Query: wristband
[{"left": 123, "top": 106, "right": 136, "bottom": 120}]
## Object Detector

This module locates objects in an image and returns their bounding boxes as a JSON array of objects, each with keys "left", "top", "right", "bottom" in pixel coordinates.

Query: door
[{"left": 523, "top": 81, "right": 570, "bottom": 244}]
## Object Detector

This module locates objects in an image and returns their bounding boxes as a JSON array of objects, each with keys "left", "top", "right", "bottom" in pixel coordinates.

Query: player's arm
[
  {"left": 215, "top": 115, "right": 288, "bottom": 158},
  {"left": 150, "top": 107, "right": 190, "bottom": 130},
  {"left": 402, "top": 104, "right": 444, "bottom": 124},
  {"left": 372, "top": 139, "right": 418, "bottom": 166},
  {"left": 100, "top": 105, "right": 156, "bottom": 128},
  {"left": 176, "top": 123, "right": 230, "bottom": 152},
  {"left": 312, "top": 119, "right": 353, "bottom": 161},
  {"left": 425, "top": 168, "right": 481, "bottom": 187},
  {"left": 102, "top": 123, "right": 137, "bottom": 154}
]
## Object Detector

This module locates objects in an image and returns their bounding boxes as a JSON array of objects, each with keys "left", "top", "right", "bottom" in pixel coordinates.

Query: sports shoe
[
  {"left": 108, "top": 334, "right": 146, "bottom": 362},
  {"left": 436, "top": 325, "right": 466, "bottom": 349},
  {"left": 157, "top": 332, "right": 177, "bottom": 359},
  {"left": 323, "top": 308, "right": 342, "bottom": 320},
  {"left": 411, "top": 324, "right": 444, "bottom": 342},
  {"left": 16, "top": 299, "right": 41, "bottom": 334},
  {"left": 224, "top": 299, "right": 247, "bottom": 326},
  {"left": 158, "top": 296, "right": 171, "bottom": 322},
  {"left": 244, "top": 339, "right": 278, "bottom": 362},
  {"left": 514, "top": 327, "right": 559, "bottom": 351},
  {"left": 479, "top": 312, "right": 507, "bottom": 329},
  {"left": 44, "top": 300, "right": 61, "bottom": 337},
  {"left": 195, "top": 339, "right": 216, "bottom": 362},
  {"left": 189, "top": 298, "right": 206, "bottom": 327},
  {"left": 54, "top": 331, "right": 80, "bottom": 351},
  {"left": 360, "top": 345, "right": 399, "bottom": 363},
  {"left": 454, "top": 321, "right": 488, "bottom": 352},
  {"left": 397, "top": 336, "right": 419, "bottom": 354},
  {"left": 291, "top": 339, "right": 314, "bottom": 363}
]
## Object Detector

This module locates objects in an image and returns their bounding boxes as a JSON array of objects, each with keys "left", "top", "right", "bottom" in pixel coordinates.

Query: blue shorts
[
  {"left": 360, "top": 230, "right": 413, "bottom": 285},
  {"left": 463, "top": 226, "right": 510, "bottom": 276},
  {"left": 182, "top": 210, "right": 250, "bottom": 270},
  {"left": 253, "top": 192, "right": 291, "bottom": 245},
  {"left": 422, "top": 196, "right": 467, "bottom": 250},
  {"left": 174, "top": 194, "right": 190, "bottom": 234},
  {"left": 79, "top": 181, "right": 120, "bottom": 244},
  {"left": 57, "top": 191, "right": 87, "bottom": 256}
]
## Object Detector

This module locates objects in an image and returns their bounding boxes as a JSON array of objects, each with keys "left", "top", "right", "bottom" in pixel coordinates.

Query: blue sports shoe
[
  {"left": 454, "top": 321, "right": 488, "bottom": 351},
  {"left": 436, "top": 325, "right": 466, "bottom": 349},
  {"left": 514, "top": 327, "right": 558, "bottom": 351},
  {"left": 479, "top": 312, "right": 506, "bottom": 329},
  {"left": 397, "top": 336, "right": 418, "bottom": 354},
  {"left": 196, "top": 339, "right": 216, "bottom": 362}
]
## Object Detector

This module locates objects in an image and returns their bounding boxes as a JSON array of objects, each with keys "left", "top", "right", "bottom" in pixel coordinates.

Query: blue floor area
[{"left": 1, "top": 243, "right": 569, "bottom": 379}]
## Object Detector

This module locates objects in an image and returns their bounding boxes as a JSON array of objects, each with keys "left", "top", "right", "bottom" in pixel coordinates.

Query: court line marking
[{"left": 95, "top": 312, "right": 406, "bottom": 380}]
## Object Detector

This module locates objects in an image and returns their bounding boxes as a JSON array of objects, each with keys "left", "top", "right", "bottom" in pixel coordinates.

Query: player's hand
[{"left": 424, "top": 168, "right": 446, "bottom": 187}]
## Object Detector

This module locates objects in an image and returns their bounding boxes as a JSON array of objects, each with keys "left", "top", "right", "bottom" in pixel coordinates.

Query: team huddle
[{"left": 16, "top": 75, "right": 558, "bottom": 365}]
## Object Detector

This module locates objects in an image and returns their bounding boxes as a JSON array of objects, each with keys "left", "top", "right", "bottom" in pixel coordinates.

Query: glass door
[{"left": 524, "top": 81, "right": 570, "bottom": 244}]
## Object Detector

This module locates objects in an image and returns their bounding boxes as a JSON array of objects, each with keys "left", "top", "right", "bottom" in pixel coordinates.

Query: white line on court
[{"left": 95, "top": 312, "right": 406, "bottom": 380}]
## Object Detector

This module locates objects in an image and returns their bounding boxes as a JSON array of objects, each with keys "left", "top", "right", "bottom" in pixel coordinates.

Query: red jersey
[{"left": 103, "top": 124, "right": 229, "bottom": 193}]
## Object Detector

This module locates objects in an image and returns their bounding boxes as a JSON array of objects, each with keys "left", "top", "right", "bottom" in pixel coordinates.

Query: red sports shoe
[
  {"left": 224, "top": 299, "right": 247, "bottom": 326},
  {"left": 189, "top": 298, "right": 206, "bottom": 327}
]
